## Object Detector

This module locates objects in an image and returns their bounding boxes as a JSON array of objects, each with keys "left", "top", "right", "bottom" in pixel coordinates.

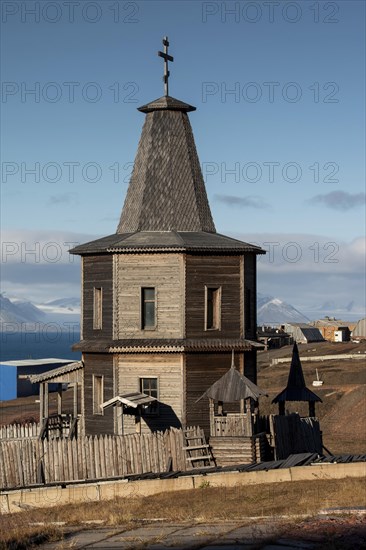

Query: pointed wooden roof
[
  {"left": 197, "top": 354, "right": 268, "bottom": 403},
  {"left": 117, "top": 95, "right": 216, "bottom": 233},
  {"left": 272, "top": 343, "right": 322, "bottom": 403},
  {"left": 69, "top": 63, "right": 265, "bottom": 256}
]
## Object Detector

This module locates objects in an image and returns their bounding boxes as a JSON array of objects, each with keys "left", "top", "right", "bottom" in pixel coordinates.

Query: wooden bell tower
[{"left": 70, "top": 39, "right": 265, "bottom": 436}]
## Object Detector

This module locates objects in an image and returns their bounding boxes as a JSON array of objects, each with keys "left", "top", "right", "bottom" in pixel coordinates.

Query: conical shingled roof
[
  {"left": 117, "top": 95, "right": 216, "bottom": 233},
  {"left": 197, "top": 354, "right": 268, "bottom": 403},
  {"left": 272, "top": 343, "right": 322, "bottom": 403}
]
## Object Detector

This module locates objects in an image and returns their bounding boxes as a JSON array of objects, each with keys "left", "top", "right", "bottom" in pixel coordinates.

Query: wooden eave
[
  {"left": 29, "top": 361, "right": 83, "bottom": 384},
  {"left": 69, "top": 231, "right": 266, "bottom": 256},
  {"left": 72, "top": 338, "right": 264, "bottom": 353}
]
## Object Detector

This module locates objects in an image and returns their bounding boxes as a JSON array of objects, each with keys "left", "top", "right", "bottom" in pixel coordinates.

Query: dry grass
[{"left": 1, "top": 477, "right": 365, "bottom": 549}]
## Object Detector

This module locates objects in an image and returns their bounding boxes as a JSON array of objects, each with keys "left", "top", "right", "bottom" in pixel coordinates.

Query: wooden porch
[
  {"left": 211, "top": 412, "right": 253, "bottom": 437},
  {"left": 29, "top": 361, "right": 84, "bottom": 439}
]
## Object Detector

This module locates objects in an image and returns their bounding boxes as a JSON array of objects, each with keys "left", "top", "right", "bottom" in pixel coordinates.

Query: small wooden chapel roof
[
  {"left": 272, "top": 343, "right": 322, "bottom": 403},
  {"left": 197, "top": 353, "right": 268, "bottom": 403}
]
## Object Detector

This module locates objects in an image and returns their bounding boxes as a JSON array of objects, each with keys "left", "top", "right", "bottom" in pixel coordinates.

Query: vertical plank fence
[
  {"left": 272, "top": 414, "right": 322, "bottom": 459},
  {"left": 0, "top": 422, "right": 40, "bottom": 440},
  {"left": 0, "top": 426, "right": 199, "bottom": 490}
]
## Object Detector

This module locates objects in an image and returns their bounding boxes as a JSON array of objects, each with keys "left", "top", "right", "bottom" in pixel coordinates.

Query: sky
[{"left": 1, "top": 0, "right": 365, "bottom": 319}]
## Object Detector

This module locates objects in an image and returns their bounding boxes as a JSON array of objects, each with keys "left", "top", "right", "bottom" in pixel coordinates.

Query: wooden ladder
[{"left": 183, "top": 427, "right": 215, "bottom": 469}]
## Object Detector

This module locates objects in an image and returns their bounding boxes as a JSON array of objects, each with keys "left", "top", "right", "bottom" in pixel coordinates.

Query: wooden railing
[
  {"left": 212, "top": 413, "right": 253, "bottom": 437},
  {"left": 0, "top": 417, "right": 78, "bottom": 441},
  {"left": 39, "top": 414, "right": 77, "bottom": 440}
]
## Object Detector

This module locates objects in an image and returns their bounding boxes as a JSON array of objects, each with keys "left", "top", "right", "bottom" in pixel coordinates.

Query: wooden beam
[
  {"left": 209, "top": 399, "right": 215, "bottom": 437},
  {"left": 44, "top": 383, "right": 49, "bottom": 418},
  {"left": 39, "top": 383, "right": 44, "bottom": 423},
  {"left": 57, "top": 384, "right": 62, "bottom": 415},
  {"left": 73, "top": 383, "right": 78, "bottom": 418},
  {"left": 117, "top": 403, "right": 123, "bottom": 435}
]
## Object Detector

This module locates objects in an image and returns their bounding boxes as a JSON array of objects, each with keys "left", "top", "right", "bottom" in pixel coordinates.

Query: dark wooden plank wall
[
  {"left": 185, "top": 353, "right": 243, "bottom": 435},
  {"left": 244, "top": 253, "right": 257, "bottom": 341},
  {"left": 185, "top": 256, "right": 241, "bottom": 339},
  {"left": 243, "top": 350, "right": 257, "bottom": 384},
  {"left": 82, "top": 255, "right": 113, "bottom": 341},
  {"left": 84, "top": 353, "right": 114, "bottom": 435}
]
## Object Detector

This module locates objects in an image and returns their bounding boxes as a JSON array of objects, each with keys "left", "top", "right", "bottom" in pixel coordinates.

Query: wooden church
[{"left": 69, "top": 39, "right": 265, "bottom": 437}]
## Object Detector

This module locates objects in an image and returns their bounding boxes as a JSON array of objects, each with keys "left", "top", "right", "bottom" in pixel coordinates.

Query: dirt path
[{"left": 40, "top": 512, "right": 366, "bottom": 549}]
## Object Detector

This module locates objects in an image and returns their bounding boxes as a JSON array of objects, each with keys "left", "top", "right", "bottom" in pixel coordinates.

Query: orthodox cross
[{"left": 158, "top": 36, "right": 174, "bottom": 96}]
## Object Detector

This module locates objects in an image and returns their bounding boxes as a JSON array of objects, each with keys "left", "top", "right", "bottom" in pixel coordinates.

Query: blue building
[{"left": 0, "top": 358, "right": 73, "bottom": 401}]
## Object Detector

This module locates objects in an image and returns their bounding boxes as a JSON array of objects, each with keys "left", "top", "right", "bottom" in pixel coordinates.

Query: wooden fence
[
  {"left": 272, "top": 414, "right": 322, "bottom": 459},
  {"left": 0, "top": 422, "right": 40, "bottom": 440},
  {"left": 0, "top": 427, "right": 205, "bottom": 490}
]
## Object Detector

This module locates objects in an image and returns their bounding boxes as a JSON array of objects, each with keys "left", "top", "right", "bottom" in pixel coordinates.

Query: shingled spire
[
  {"left": 272, "top": 343, "right": 322, "bottom": 416},
  {"left": 117, "top": 37, "right": 215, "bottom": 234},
  {"left": 117, "top": 97, "right": 215, "bottom": 233}
]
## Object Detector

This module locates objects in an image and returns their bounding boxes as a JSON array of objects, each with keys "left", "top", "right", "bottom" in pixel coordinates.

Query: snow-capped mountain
[
  {"left": 0, "top": 294, "right": 81, "bottom": 330},
  {"left": 257, "top": 293, "right": 309, "bottom": 325},
  {"left": 0, "top": 292, "right": 323, "bottom": 330},
  {"left": 0, "top": 294, "right": 45, "bottom": 325}
]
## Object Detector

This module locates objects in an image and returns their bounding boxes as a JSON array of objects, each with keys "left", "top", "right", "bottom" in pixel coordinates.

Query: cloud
[
  {"left": 0, "top": 229, "right": 98, "bottom": 302},
  {"left": 1, "top": 229, "right": 364, "bottom": 317},
  {"left": 234, "top": 233, "right": 366, "bottom": 275},
  {"left": 47, "top": 193, "right": 79, "bottom": 206},
  {"left": 215, "top": 194, "right": 270, "bottom": 209},
  {"left": 1, "top": 229, "right": 101, "bottom": 265},
  {"left": 307, "top": 191, "right": 366, "bottom": 211},
  {"left": 229, "top": 232, "right": 366, "bottom": 317}
]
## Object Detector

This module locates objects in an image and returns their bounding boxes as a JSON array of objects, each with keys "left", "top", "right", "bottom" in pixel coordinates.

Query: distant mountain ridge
[
  {"left": 1, "top": 293, "right": 309, "bottom": 329},
  {"left": 0, "top": 294, "right": 80, "bottom": 330},
  {"left": 0, "top": 294, "right": 45, "bottom": 325},
  {"left": 257, "top": 293, "right": 310, "bottom": 325}
]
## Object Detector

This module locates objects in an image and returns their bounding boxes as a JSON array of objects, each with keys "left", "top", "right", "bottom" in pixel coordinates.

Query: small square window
[
  {"left": 205, "top": 286, "right": 221, "bottom": 330},
  {"left": 140, "top": 377, "right": 159, "bottom": 415},
  {"left": 141, "top": 287, "right": 156, "bottom": 329}
]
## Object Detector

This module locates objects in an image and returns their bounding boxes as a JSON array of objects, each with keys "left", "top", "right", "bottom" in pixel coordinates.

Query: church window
[
  {"left": 93, "top": 287, "right": 103, "bottom": 330},
  {"left": 141, "top": 287, "right": 156, "bottom": 329},
  {"left": 245, "top": 287, "right": 252, "bottom": 331},
  {"left": 92, "top": 375, "right": 104, "bottom": 415},
  {"left": 205, "top": 286, "right": 221, "bottom": 330}
]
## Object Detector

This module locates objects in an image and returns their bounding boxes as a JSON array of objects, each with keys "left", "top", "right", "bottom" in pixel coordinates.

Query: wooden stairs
[{"left": 183, "top": 427, "right": 215, "bottom": 469}]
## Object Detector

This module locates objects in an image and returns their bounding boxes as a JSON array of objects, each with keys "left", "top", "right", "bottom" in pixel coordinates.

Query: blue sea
[{"left": 0, "top": 330, "right": 81, "bottom": 362}]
